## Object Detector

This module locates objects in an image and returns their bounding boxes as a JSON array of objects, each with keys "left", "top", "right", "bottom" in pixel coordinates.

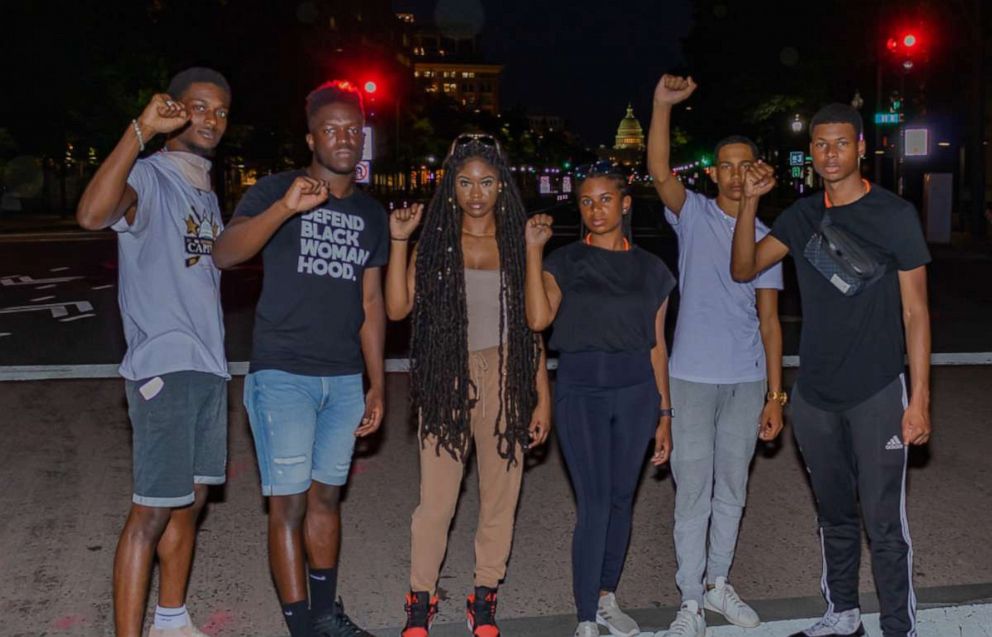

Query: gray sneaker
[
  {"left": 595, "top": 593, "right": 639, "bottom": 637},
  {"left": 574, "top": 620, "right": 600, "bottom": 637}
]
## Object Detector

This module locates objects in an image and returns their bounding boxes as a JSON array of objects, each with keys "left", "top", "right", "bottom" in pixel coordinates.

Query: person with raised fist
[
  {"left": 213, "top": 80, "right": 388, "bottom": 637},
  {"left": 647, "top": 74, "right": 784, "bottom": 637},
  {"left": 731, "top": 103, "right": 931, "bottom": 637},
  {"left": 385, "top": 133, "right": 550, "bottom": 637},
  {"left": 76, "top": 67, "right": 232, "bottom": 637},
  {"left": 525, "top": 163, "right": 676, "bottom": 637}
]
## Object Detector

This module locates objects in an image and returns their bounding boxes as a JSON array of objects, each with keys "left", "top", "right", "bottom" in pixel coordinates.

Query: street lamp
[{"left": 790, "top": 114, "right": 804, "bottom": 134}]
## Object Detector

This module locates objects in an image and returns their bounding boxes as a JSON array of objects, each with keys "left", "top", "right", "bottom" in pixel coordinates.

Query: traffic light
[
  {"left": 885, "top": 27, "right": 925, "bottom": 72},
  {"left": 364, "top": 80, "right": 377, "bottom": 94}
]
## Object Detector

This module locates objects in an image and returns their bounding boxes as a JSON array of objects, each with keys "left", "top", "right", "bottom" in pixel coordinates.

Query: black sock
[
  {"left": 309, "top": 566, "right": 338, "bottom": 618},
  {"left": 281, "top": 600, "right": 311, "bottom": 637}
]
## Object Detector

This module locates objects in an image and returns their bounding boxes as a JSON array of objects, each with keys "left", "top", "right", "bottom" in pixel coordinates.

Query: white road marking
[
  {"left": 91, "top": 284, "right": 114, "bottom": 290},
  {"left": 34, "top": 284, "right": 57, "bottom": 290},
  {"left": 0, "top": 301, "right": 94, "bottom": 319},
  {"left": 30, "top": 295, "right": 56, "bottom": 303},
  {"left": 1, "top": 275, "right": 84, "bottom": 287},
  {"left": 58, "top": 313, "right": 96, "bottom": 322},
  {"left": 49, "top": 267, "right": 70, "bottom": 272}
]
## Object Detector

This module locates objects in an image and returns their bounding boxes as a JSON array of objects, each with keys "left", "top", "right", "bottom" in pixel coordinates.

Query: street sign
[
  {"left": 362, "top": 126, "right": 373, "bottom": 161},
  {"left": 789, "top": 151, "right": 805, "bottom": 167},
  {"left": 904, "top": 128, "right": 929, "bottom": 157},
  {"left": 539, "top": 175, "right": 552, "bottom": 195},
  {"left": 874, "top": 113, "right": 901, "bottom": 125},
  {"left": 355, "top": 160, "right": 371, "bottom": 184}
]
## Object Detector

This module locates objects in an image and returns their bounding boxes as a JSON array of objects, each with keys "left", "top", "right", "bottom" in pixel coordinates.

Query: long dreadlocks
[{"left": 410, "top": 139, "right": 540, "bottom": 466}]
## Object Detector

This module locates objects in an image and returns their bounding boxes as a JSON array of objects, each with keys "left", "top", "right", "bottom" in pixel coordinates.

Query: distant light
[
  {"left": 364, "top": 81, "right": 377, "bottom": 93},
  {"left": 875, "top": 150, "right": 885, "bottom": 155},
  {"left": 903, "top": 60, "right": 914, "bottom": 71},
  {"left": 903, "top": 34, "right": 917, "bottom": 47},
  {"left": 937, "top": 141, "right": 951, "bottom": 147}
]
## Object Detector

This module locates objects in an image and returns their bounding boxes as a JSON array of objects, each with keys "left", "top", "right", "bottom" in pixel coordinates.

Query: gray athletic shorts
[{"left": 124, "top": 371, "right": 228, "bottom": 507}]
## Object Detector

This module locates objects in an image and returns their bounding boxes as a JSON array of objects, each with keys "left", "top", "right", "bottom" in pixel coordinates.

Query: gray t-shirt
[
  {"left": 112, "top": 153, "right": 228, "bottom": 381},
  {"left": 664, "top": 190, "right": 783, "bottom": 384}
]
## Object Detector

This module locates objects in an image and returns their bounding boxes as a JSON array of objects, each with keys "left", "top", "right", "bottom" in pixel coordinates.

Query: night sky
[{"left": 394, "top": 0, "right": 692, "bottom": 147}]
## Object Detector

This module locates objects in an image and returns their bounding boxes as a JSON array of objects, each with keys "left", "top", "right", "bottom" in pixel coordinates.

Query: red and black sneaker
[
  {"left": 402, "top": 591, "right": 438, "bottom": 637},
  {"left": 466, "top": 586, "right": 500, "bottom": 637}
]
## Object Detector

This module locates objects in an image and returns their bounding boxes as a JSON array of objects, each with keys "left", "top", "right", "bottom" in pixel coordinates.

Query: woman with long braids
[
  {"left": 525, "top": 163, "right": 676, "bottom": 637},
  {"left": 386, "top": 134, "right": 551, "bottom": 637}
]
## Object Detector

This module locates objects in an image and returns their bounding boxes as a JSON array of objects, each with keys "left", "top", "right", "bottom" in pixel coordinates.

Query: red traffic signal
[
  {"left": 902, "top": 33, "right": 918, "bottom": 48},
  {"left": 363, "top": 80, "right": 378, "bottom": 94}
]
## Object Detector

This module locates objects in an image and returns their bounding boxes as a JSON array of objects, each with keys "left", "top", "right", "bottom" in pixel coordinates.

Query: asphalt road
[{"left": 1, "top": 197, "right": 990, "bottom": 369}]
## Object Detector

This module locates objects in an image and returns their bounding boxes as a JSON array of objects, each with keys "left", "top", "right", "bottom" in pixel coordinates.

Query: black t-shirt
[
  {"left": 543, "top": 242, "right": 676, "bottom": 353},
  {"left": 770, "top": 184, "right": 930, "bottom": 411},
  {"left": 234, "top": 170, "right": 389, "bottom": 376}
]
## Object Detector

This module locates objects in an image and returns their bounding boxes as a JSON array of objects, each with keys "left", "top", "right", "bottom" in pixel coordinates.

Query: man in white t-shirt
[
  {"left": 647, "top": 75, "right": 785, "bottom": 637},
  {"left": 77, "top": 67, "right": 231, "bottom": 637}
]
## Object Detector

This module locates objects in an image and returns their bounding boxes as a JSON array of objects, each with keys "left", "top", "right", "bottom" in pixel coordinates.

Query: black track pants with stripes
[{"left": 791, "top": 374, "right": 917, "bottom": 637}]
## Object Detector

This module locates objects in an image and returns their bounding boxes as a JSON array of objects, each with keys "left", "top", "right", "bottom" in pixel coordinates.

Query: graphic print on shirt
[
  {"left": 297, "top": 207, "right": 371, "bottom": 281},
  {"left": 184, "top": 204, "right": 220, "bottom": 267}
]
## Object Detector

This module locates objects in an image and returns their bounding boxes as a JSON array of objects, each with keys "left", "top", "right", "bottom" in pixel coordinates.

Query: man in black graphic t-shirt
[
  {"left": 213, "top": 81, "right": 385, "bottom": 637},
  {"left": 731, "top": 103, "right": 930, "bottom": 637}
]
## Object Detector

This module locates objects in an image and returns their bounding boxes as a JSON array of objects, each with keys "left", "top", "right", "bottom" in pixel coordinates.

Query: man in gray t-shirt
[
  {"left": 77, "top": 67, "right": 231, "bottom": 637},
  {"left": 646, "top": 74, "right": 785, "bottom": 637}
]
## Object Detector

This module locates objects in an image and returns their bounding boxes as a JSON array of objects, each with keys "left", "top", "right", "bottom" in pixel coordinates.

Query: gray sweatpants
[{"left": 670, "top": 377, "right": 765, "bottom": 604}]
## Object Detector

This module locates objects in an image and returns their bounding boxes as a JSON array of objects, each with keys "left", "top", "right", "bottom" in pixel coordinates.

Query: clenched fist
[
  {"left": 390, "top": 203, "right": 424, "bottom": 240},
  {"left": 743, "top": 161, "right": 776, "bottom": 198},
  {"left": 654, "top": 75, "right": 697, "bottom": 106},
  {"left": 525, "top": 213, "right": 554, "bottom": 248},
  {"left": 281, "top": 176, "right": 330, "bottom": 214},
  {"left": 137, "top": 94, "right": 190, "bottom": 138}
]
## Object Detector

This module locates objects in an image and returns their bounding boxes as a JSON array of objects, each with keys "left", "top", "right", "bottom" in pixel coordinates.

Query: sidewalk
[{"left": 1, "top": 367, "right": 991, "bottom": 636}]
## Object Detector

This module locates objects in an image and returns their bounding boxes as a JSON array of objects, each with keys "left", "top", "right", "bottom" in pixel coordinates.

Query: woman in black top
[{"left": 525, "top": 163, "right": 675, "bottom": 637}]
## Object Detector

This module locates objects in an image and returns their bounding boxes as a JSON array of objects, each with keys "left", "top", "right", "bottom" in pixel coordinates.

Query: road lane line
[
  {"left": 58, "top": 313, "right": 96, "bottom": 322},
  {"left": 34, "top": 284, "right": 57, "bottom": 290},
  {"left": 91, "top": 284, "right": 114, "bottom": 290},
  {"left": 30, "top": 295, "right": 56, "bottom": 302},
  {"left": 49, "top": 267, "right": 70, "bottom": 272}
]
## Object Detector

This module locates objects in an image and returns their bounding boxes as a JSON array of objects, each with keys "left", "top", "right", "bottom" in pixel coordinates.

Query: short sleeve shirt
[
  {"left": 543, "top": 242, "right": 676, "bottom": 353},
  {"left": 664, "top": 190, "right": 784, "bottom": 383},
  {"left": 234, "top": 170, "right": 389, "bottom": 376},
  {"left": 770, "top": 184, "right": 930, "bottom": 410},
  {"left": 113, "top": 153, "right": 228, "bottom": 381}
]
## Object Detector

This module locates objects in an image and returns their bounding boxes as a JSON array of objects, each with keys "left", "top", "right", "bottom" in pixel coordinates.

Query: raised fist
[
  {"left": 653, "top": 75, "right": 697, "bottom": 106},
  {"left": 389, "top": 203, "right": 424, "bottom": 240},
  {"left": 281, "top": 176, "right": 330, "bottom": 213},
  {"left": 525, "top": 213, "right": 554, "bottom": 247},
  {"left": 743, "top": 161, "right": 776, "bottom": 198},
  {"left": 137, "top": 94, "right": 190, "bottom": 137}
]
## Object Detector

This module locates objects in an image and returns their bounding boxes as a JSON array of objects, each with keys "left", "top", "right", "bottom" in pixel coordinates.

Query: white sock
[{"left": 154, "top": 605, "right": 191, "bottom": 629}]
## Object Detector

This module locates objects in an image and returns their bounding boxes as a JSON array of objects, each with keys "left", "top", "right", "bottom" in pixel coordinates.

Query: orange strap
[
  {"left": 584, "top": 234, "right": 630, "bottom": 251},
  {"left": 824, "top": 179, "right": 871, "bottom": 208}
]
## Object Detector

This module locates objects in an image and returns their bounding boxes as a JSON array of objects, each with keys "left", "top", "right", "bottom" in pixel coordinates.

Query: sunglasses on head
[{"left": 448, "top": 132, "right": 501, "bottom": 156}]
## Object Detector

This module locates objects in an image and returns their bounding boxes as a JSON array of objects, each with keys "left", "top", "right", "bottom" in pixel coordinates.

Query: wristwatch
[{"left": 767, "top": 390, "right": 788, "bottom": 407}]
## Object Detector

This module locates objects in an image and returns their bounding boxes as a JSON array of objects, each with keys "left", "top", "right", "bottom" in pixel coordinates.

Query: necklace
[
  {"left": 584, "top": 234, "right": 630, "bottom": 251},
  {"left": 462, "top": 229, "right": 496, "bottom": 238}
]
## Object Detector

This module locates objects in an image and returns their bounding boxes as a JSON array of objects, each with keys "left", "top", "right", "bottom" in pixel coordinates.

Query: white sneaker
[
  {"left": 788, "top": 608, "right": 865, "bottom": 636},
  {"left": 657, "top": 600, "right": 705, "bottom": 637},
  {"left": 149, "top": 625, "right": 209, "bottom": 637},
  {"left": 574, "top": 620, "right": 601, "bottom": 636},
  {"left": 703, "top": 576, "right": 760, "bottom": 628},
  {"left": 596, "top": 592, "right": 639, "bottom": 637}
]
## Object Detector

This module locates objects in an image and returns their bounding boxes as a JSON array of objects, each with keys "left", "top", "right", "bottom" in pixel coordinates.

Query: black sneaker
[
  {"left": 312, "top": 598, "right": 373, "bottom": 637},
  {"left": 402, "top": 591, "right": 438, "bottom": 637},
  {"left": 466, "top": 586, "right": 500, "bottom": 637}
]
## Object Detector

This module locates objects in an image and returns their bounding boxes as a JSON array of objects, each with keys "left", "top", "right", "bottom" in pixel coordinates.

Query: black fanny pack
[{"left": 802, "top": 210, "right": 887, "bottom": 296}]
